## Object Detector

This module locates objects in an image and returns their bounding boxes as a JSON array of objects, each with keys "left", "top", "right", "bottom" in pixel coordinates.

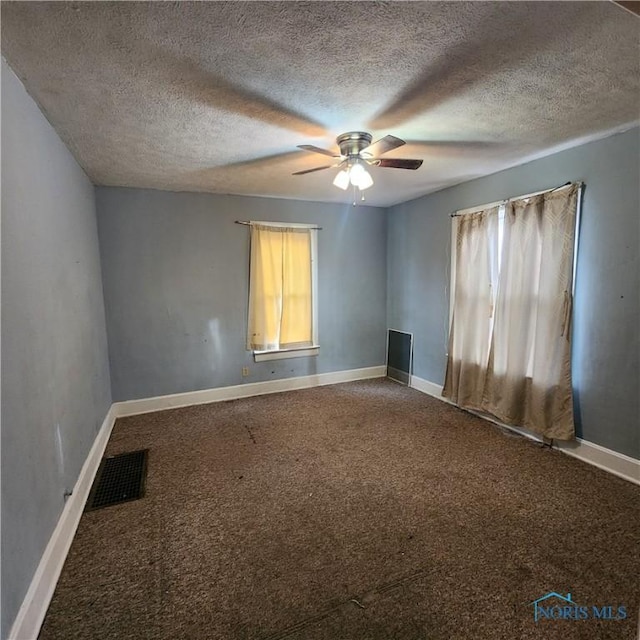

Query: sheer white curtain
[
  {"left": 443, "top": 184, "right": 579, "bottom": 441},
  {"left": 443, "top": 206, "right": 500, "bottom": 408}
]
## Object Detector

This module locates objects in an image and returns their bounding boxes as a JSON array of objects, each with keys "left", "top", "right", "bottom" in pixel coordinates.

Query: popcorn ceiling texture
[{"left": 1, "top": 1, "right": 638, "bottom": 207}]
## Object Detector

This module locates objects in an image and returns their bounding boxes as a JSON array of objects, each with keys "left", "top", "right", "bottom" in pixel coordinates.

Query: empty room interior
[{"left": 1, "top": 2, "right": 639, "bottom": 639}]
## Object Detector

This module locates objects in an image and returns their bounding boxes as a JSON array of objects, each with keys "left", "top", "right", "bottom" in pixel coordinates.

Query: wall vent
[{"left": 386, "top": 329, "right": 413, "bottom": 386}]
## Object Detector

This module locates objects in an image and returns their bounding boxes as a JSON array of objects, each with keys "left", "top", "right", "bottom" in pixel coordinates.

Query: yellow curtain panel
[{"left": 247, "top": 225, "right": 313, "bottom": 351}]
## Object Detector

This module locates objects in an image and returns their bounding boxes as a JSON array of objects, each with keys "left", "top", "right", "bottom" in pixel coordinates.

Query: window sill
[{"left": 253, "top": 346, "right": 320, "bottom": 362}]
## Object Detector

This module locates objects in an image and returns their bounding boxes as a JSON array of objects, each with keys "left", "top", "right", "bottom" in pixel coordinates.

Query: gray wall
[
  {"left": 1, "top": 60, "right": 112, "bottom": 638},
  {"left": 387, "top": 127, "right": 640, "bottom": 459},
  {"left": 95, "top": 188, "right": 387, "bottom": 401}
]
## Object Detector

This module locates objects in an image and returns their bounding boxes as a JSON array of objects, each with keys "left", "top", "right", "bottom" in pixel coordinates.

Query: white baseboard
[
  {"left": 113, "top": 365, "right": 387, "bottom": 418},
  {"left": 410, "top": 375, "right": 640, "bottom": 486},
  {"left": 556, "top": 439, "right": 640, "bottom": 486},
  {"left": 410, "top": 375, "right": 453, "bottom": 402},
  {"left": 8, "top": 406, "right": 118, "bottom": 640},
  {"left": 13, "top": 367, "right": 634, "bottom": 639},
  {"left": 8, "top": 366, "right": 386, "bottom": 638}
]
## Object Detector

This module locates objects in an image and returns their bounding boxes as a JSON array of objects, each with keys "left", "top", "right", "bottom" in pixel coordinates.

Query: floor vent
[{"left": 86, "top": 450, "right": 148, "bottom": 511}]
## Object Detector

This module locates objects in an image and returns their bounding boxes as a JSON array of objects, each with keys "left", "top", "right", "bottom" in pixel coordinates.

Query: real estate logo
[{"left": 530, "top": 592, "right": 627, "bottom": 623}]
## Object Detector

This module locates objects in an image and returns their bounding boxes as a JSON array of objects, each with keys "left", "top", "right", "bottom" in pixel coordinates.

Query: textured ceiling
[{"left": 1, "top": 1, "right": 639, "bottom": 207}]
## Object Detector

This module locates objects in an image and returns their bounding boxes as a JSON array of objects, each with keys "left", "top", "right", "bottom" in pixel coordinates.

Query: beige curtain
[
  {"left": 443, "top": 184, "right": 579, "bottom": 441},
  {"left": 247, "top": 225, "right": 313, "bottom": 351},
  {"left": 443, "top": 206, "right": 500, "bottom": 407},
  {"left": 483, "top": 185, "right": 579, "bottom": 440}
]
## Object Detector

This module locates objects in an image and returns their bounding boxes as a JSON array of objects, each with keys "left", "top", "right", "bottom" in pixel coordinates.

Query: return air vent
[
  {"left": 386, "top": 329, "right": 413, "bottom": 386},
  {"left": 86, "top": 450, "right": 148, "bottom": 511}
]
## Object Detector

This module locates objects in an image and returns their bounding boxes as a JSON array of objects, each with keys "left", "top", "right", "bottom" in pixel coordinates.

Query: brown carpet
[{"left": 39, "top": 379, "right": 640, "bottom": 640}]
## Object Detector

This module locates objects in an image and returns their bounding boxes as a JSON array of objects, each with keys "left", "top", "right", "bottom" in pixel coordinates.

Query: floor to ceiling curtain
[{"left": 443, "top": 184, "right": 579, "bottom": 441}]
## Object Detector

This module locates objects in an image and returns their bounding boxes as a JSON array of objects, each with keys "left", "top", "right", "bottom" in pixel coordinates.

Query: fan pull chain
[{"left": 351, "top": 185, "right": 366, "bottom": 206}]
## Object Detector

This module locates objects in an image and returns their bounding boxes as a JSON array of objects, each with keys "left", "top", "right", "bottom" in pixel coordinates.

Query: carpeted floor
[{"left": 39, "top": 379, "right": 639, "bottom": 640}]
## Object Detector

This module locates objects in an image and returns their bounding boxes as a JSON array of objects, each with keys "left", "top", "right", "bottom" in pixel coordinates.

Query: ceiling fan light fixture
[
  {"left": 360, "top": 171, "right": 374, "bottom": 190},
  {"left": 297, "top": 131, "right": 419, "bottom": 193},
  {"left": 349, "top": 162, "right": 373, "bottom": 190},
  {"left": 333, "top": 169, "right": 350, "bottom": 190},
  {"left": 355, "top": 169, "right": 373, "bottom": 190}
]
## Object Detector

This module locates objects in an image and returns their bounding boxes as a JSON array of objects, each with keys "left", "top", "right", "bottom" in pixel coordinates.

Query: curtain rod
[
  {"left": 450, "top": 181, "right": 582, "bottom": 217},
  {"left": 235, "top": 220, "right": 323, "bottom": 230}
]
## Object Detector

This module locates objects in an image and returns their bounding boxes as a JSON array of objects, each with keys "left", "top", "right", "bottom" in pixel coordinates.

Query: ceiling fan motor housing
[{"left": 336, "top": 131, "right": 373, "bottom": 159}]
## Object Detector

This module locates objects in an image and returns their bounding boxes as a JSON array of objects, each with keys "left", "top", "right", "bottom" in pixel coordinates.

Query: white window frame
[{"left": 250, "top": 221, "right": 319, "bottom": 362}]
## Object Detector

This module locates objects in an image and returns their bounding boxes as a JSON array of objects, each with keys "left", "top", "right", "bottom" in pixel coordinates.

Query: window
[
  {"left": 247, "top": 222, "right": 318, "bottom": 362},
  {"left": 443, "top": 183, "right": 581, "bottom": 441}
]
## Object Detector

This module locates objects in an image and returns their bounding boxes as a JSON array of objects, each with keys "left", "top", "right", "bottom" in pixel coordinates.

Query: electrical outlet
[{"left": 242, "top": 367, "right": 250, "bottom": 377}]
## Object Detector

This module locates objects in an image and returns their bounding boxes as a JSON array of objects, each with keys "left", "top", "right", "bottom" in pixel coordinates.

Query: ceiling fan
[{"left": 293, "top": 131, "right": 423, "bottom": 192}]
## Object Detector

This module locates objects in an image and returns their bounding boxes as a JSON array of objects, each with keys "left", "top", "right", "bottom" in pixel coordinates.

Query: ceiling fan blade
[
  {"left": 360, "top": 135, "right": 405, "bottom": 158},
  {"left": 372, "top": 158, "right": 423, "bottom": 170},
  {"left": 292, "top": 164, "right": 336, "bottom": 175},
  {"left": 297, "top": 144, "right": 341, "bottom": 158},
  {"left": 612, "top": 1, "right": 640, "bottom": 16}
]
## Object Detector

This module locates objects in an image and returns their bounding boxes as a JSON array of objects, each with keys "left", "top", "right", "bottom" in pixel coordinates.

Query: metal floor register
[{"left": 85, "top": 449, "right": 148, "bottom": 511}]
